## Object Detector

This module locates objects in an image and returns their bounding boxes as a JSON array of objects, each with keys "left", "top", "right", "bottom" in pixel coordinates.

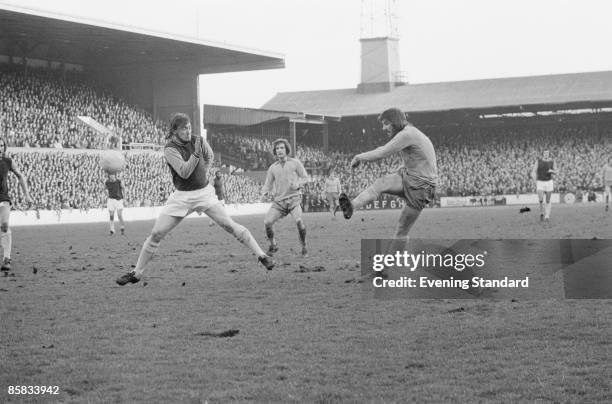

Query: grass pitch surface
[{"left": 1, "top": 204, "right": 611, "bottom": 403}]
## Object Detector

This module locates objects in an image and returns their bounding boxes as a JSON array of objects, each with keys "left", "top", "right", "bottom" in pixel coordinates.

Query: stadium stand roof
[
  {"left": 203, "top": 104, "right": 339, "bottom": 127},
  {"left": 263, "top": 70, "right": 612, "bottom": 117},
  {"left": 0, "top": 6, "right": 284, "bottom": 73}
]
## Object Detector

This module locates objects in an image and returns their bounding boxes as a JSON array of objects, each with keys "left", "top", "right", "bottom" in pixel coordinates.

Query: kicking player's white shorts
[
  {"left": 161, "top": 184, "right": 220, "bottom": 217},
  {"left": 107, "top": 198, "right": 124, "bottom": 211},
  {"left": 536, "top": 180, "right": 554, "bottom": 192}
]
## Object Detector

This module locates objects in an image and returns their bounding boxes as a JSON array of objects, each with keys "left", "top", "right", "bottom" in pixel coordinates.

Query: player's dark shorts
[
  {"left": 398, "top": 168, "right": 436, "bottom": 211},
  {"left": 271, "top": 195, "right": 302, "bottom": 217}
]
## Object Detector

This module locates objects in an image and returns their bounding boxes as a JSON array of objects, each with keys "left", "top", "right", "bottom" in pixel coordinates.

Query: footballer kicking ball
[{"left": 100, "top": 150, "right": 126, "bottom": 174}]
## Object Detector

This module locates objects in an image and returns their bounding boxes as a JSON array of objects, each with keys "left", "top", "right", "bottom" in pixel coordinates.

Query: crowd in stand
[
  {"left": 210, "top": 132, "right": 331, "bottom": 173},
  {"left": 0, "top": 63, "right": 167, "bottom": 149},
  {"left": 6, "top": 151, "right": 265, "bottom": 211},
  {"left": 5, "top": 121, "right": 611, "bottom": 211},
  {"left": 304, "top": 121, "right": 612, "bottom": 199},
  {"left": 3, "top": 62, "right": 612, "bottom": 209}
]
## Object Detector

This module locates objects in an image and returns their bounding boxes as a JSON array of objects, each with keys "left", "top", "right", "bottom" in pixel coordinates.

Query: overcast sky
[{"left": 4, "top": 0, "right": 612, "bottom": 108}]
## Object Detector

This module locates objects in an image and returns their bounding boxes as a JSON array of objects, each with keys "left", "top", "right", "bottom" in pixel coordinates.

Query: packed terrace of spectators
[
  {"left": 6, "top": 151, "right": 264, "bottom": 211},
  {"left": 2, "top": 62, "right": 611, "bottom": 208},
  {"left": 0, "top": 63, "right": 167, "bottom": 149}
]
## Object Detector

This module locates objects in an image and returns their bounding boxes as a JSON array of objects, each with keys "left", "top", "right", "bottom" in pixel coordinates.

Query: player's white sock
[
  {"left": 352, "top": 187, "right": 380, "bottom": 210},
  {"left": 134, "top": 237, "right": 160, "bottom": 276},
  {"left": 545, "top": 202, "right": 552, "bottom": 219},
  {"left": 233, "top": 224, "right": 265, "bottom": 257},
  {"left": 110, "top": 222, "right": 115, "bottom": 232},
  {"left": 0, "top": 230, "right": 12, "bottom": 259}
]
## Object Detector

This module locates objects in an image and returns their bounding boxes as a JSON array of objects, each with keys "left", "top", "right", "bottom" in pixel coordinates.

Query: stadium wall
[
  {"left": 11, "top": 203, "right": 271, "bottom": 227},
  {"left": 440, "top": 192, "right": 603, "bottom": 207},
  {"left": 11, "top": 193, "right": 602, "bottom": 227}
]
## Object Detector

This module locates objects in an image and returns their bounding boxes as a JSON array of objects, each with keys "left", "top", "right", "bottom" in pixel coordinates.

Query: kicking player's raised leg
[{"left": 339, "top": 173, "right": 403, "bottom": 219}]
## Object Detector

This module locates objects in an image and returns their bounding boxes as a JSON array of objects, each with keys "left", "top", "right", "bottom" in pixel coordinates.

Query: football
[{"left": 100, "top": 150, "right": 126, "bottom": 174}]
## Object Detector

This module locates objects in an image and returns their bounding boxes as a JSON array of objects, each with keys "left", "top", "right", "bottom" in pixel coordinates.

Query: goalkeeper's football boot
[
  {"left": 258, "top": 255, "right": 275, "bottom": 271},
  {"left": 116, "top": 270, "right": 140, "bottom": 286},
  {"left": 338, "top": 193, "right": 354, "bottom": 219}
]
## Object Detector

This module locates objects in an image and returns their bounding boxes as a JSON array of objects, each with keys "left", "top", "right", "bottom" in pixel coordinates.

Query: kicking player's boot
[
  {"left": 267, "top": 244, "right": 279, "bottom": 256},
  {"left": 258, "top": 255, "right": 275, "bottom": 271},
  {"left": 338, "top": 193, "right": 354, "bottom": 219},
  {"left": 116, "top": 270, "right": 140, "bottom": 286},
  {"left": 0, "top": 258, "right": 11, "bottom": 272}
]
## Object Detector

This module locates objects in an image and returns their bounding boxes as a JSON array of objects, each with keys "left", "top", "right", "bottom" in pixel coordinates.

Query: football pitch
[{"left": 1, "top": 204, "right": 611, "bottom": 403}]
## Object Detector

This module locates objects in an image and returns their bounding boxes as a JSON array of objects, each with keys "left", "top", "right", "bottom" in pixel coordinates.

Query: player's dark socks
[
  {"left": 338, "top": 193, "right": 353, "bottom": 219},
  {"left": 267, "top": 244, "right": 279, "bottom": 256},
  {"left": 116, "top": 270, "right": 140, "bottom": 286},
  {"left": 265, "top": 225, "right": 275, "bottom": 242},
  {"left": 258, "top": 255, "right": 275, "bottom": 271},
  {"left": 297, "top": 223, "right": 307, "bottom": 245}
]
